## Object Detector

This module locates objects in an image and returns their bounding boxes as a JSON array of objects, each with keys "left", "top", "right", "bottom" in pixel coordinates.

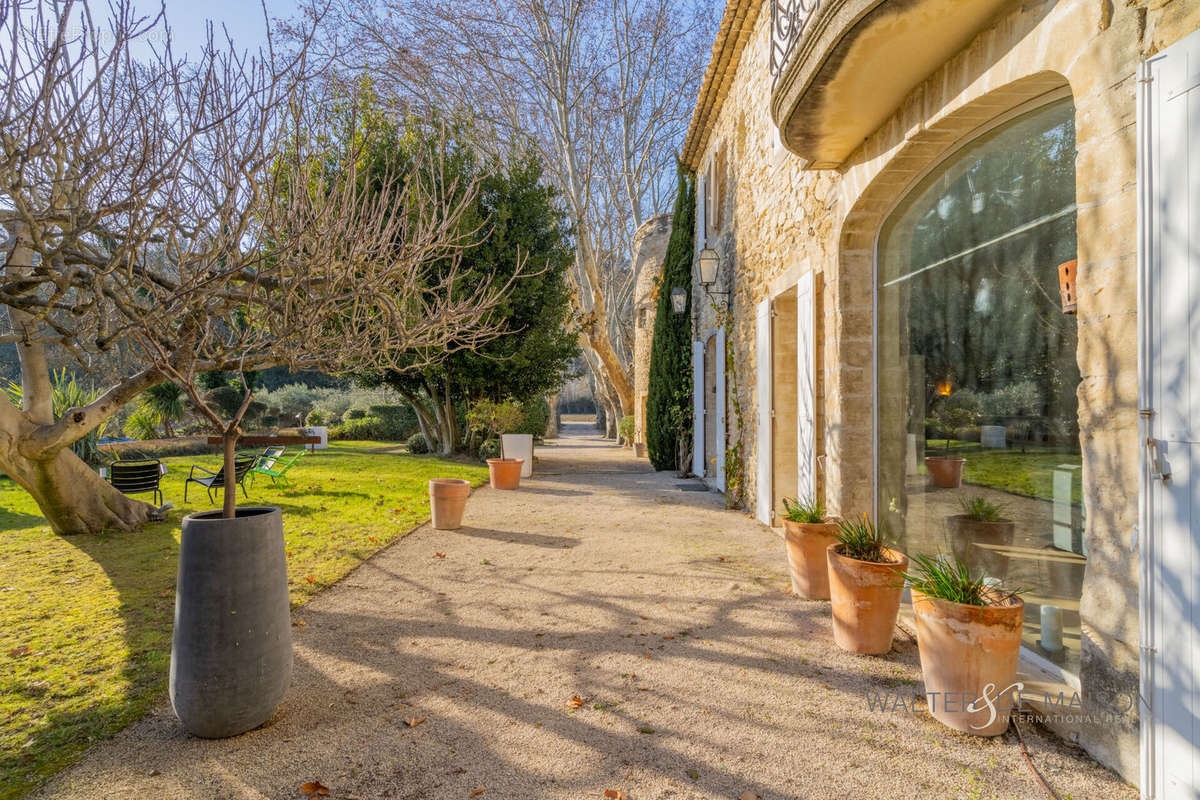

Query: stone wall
[
  {"left": 689, "top": 0, "right": 1200, "bottom": 782},
  {"left": 632, "top": 215, "right": 673, "bottom": 453}
]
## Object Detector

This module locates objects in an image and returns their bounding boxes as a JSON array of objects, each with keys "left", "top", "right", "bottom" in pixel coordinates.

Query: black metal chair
[
  {"left": 105, "top": 459, "right": 165, "bottom": 506},
  {"left": 184, "top": 455, "right": 256, "bottom": 504}
]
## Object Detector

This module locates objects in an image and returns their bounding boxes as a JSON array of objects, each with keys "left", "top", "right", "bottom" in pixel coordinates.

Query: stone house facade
[
  {"left": 631, "top": 214, "right": 673, "bottom": 456},
  {"left": 681, "top": 0, "right": 1200, "bottom": 789}
]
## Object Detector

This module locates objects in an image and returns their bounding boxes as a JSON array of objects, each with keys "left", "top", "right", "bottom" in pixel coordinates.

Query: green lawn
[
  {"left": 0, "top": 442, "right": 487, "bottom": 800},
  {"left": 925, "top": 439, "right": 1083, "bottom": 505}
]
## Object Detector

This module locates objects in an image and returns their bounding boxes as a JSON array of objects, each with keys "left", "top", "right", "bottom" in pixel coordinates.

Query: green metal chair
[{"left": 249, "top": 448, "right": 306, "bottom": 488}]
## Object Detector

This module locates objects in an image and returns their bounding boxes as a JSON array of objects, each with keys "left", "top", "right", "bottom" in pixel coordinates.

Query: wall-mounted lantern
[
  {"left": 670, "top": 286, "right": 688, "bottom": 315},
  {"left": 698, "top": 247, "right": 720, "bottom": 285},
  {"left": 697, "top": 247, "right": 729, "bottom": 303}
]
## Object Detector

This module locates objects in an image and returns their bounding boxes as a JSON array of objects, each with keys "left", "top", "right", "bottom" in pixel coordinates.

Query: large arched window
[{"left": 877, "top": 97, "right": 1082, "bottom": 670}]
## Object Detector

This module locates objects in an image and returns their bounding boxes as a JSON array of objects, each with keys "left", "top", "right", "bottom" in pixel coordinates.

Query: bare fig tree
[
  {"left": 288, "top": 0, "right": 715, "bottom": 426},
  {"left": 0, "top": 0, "right": 515, "bottom": 533}
]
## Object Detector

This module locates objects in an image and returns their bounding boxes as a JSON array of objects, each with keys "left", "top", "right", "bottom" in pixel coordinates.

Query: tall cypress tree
[{"left": 646, "top": 165, "right": 695, "bottom": 471}]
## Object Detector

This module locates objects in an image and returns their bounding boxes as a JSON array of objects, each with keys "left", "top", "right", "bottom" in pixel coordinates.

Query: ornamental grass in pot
[
  {"left": 946, "top": 496, "right": 1014, "bottom": 583},
  {"left": 906, "top": 555, "right": 1024, "bottom": 736},
  {"left": 781, "top": 497, "right": 840, "bottom": 600},
  {"left": 826, "top": 514, "right": 908, "bottom": 654}
]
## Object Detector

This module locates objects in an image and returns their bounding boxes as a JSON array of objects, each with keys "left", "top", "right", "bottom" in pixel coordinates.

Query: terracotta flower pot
[
  {"left": 925, "top": 456, "right": 966, "bottom": 488},
  {"left": 946, "top": 515, "right": 1015, "bottom": 582},
  {"left": 826, "top": 544, "right": 908, "bottom": 654},
  {"left": 429, "top": 479, "right": 470, "bottom": 530},
  {"left": 486, "top": 458, "right": 523, "bottom": 490},
  {"left": 782, "top": 520, "right": 840, "bottom": 600},
  {"left": 911, "top": 589, "right": 1025, "bottom": 736}
]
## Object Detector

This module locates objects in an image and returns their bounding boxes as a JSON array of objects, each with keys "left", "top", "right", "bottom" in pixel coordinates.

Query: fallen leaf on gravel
[
  {"left": 718, "top": 556, "right": 726, "bottom": 562},
  {"left": 637, "top": 726, "right": 655, "bottom": 734},
  {"left": 567, "top": 695, "right": 584, "bottom": 708},
  {"left": 469, "top": 789, "right": 486, "bottom": 797},
  {"left": 739, "top": 793, "right": 759, "bottom": 800},
  {"left": 603, "top": 791, "right": 630, "bottom": 799},
  {"left": 305, "top": 575, "right": 316, "bottom": 584},
  {"left": 405, "top": 716, "right": 427, "bottom": 727},
  {"left": 300, "top": 780, "right": 330, "bottom": 797},
  {"left": 662, "top": 636, "right": 674, "bottom": 640},
  {"left": 686, "top": 769, "right": 699, "bottom": 781},
  {"left": 8, "top": 646, "right": 32, "bottom": 658},
  {"left": 434, "top": 552, "right": 446, "bottom": 558}
]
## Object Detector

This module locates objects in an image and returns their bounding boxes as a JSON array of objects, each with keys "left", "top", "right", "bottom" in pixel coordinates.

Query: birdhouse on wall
[{"left": 1058, "top": 259, "right": 1078, "bottom": 314}]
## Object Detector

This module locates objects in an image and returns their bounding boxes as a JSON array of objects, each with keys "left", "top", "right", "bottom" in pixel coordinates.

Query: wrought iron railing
[{"left": 769, "top": 0, "right": 821, "bottom": 87}]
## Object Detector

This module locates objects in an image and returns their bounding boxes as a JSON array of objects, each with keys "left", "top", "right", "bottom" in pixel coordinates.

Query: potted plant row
[
  {"left": 782, "top": 503, "right": 1025, "bottom": 737},
  {"left": 906, "top": 554, "right": 1024, "bottom": 736},
  {"left": 780, "top": 497, "right": 840, "bottom": 600},
  {"left": 826, "top": 514, "right": 908, "bottom": 654}
]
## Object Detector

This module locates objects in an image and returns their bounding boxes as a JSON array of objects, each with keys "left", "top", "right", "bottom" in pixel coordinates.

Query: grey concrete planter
[{"left": 170, "top": 506, "right": 292, "bottom": 738}]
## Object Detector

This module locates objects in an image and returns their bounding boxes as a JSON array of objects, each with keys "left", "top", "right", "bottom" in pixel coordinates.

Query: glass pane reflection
[{"left": 876, "top": 99, "right": 1083, "bottom": 671}]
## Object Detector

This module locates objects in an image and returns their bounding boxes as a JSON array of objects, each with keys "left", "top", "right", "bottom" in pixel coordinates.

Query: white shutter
[
  {"left": 1142, "top": 28, "right": 1200, "bottom": 799},
  {"left": 756, "top": 300, "right": 773, "bottom": 525},
  {"left": 796, "top": 272, "right": 816, "bottom": 504},
  {"left": 716, "top": 325, "right": 727, "bottom": 492},
  {"left": 692, "top": 340, "right": 705, "bottom": 477},
  {"left": 696, "top": 169, "right": 708, "bottom": 251}
]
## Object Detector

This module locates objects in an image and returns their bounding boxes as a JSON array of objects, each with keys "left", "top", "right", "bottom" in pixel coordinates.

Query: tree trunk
[
  {"left": 396, "top": 388, "right": 440, "bottom": 452},
  {"left": 0, "top": 446, "right": 156, "bottom": 535},
  {"left": 585, "top": 327, "right": 634, "bottom": 414},
  {"left": 545, "top": 393, "right": 560, "bottom": 438},
  {"left": 221, "top": 432, "right": 238, "bottom": 518}
]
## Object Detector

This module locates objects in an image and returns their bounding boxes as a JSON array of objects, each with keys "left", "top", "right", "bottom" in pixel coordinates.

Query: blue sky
[{"left": 135, "top": 0, "right": 295, "bottom": 58}]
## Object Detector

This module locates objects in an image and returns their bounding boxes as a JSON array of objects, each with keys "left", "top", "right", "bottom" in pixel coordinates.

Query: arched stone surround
[{"left": 819, "top": 0, "right": 1200, "bottom": 778}]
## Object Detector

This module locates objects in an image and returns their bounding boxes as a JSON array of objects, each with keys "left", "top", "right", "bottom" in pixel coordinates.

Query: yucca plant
[
  {"left": 4, "top": 369, "right": 107, "bottom": 465},
  {"left": 904, "top": 553, "right": 1021, "bottom": 607},
  {"left": 782, "top": 496, "right": 826, "bottom": 524},
  {"left": 958, "top": 495, "right": 1006, "bottom": 522},
  {"left": 834, "top": 512, "right": 893, "bottom": 563},
  {"left": 140, "top": 381, "right": 185, "bottom": 437}
]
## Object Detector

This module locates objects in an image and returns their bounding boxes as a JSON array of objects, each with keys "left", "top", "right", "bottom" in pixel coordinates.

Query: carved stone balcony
[{"left": 770, "top": 0, "right": 1017, "bottom": 168}]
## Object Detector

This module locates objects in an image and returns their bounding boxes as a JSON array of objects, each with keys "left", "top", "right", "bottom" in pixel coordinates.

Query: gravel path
[{"left": 34, "top": 423, "right": 1133, "bottom": 800}]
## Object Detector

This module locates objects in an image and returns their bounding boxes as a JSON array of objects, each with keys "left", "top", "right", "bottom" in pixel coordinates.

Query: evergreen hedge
[{"left": 646, "top": 166, "right": 695, "bottom": 471}]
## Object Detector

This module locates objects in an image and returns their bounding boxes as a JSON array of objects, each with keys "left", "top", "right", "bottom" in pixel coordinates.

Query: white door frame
[
  {"left": 796, "top": 272, "right": 816, "bottom": 505},
  {"left": 1138, "top": 28, "right": 1200, "bottom": 799},
  {"left": 756, "top": 299, "right": 773, "bottom": 525},
  {"left": 716, "top": 325, "right": 727, "bottom": 492},
  {"left": 692, "top": 340, "right": 705, "bottom": 478}
]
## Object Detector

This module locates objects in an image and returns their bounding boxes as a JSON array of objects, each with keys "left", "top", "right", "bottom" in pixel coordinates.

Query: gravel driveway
[{"left": 33, "top": 422, "right": 1134, "bottom": 800}]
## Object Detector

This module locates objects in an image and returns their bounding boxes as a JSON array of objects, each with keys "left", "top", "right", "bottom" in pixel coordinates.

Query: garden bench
[{"left": 184, "top": 455, "right": 255, "bottom": 504}]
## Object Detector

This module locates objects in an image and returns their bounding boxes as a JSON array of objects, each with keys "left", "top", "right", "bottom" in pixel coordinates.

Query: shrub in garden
[
  {"left": 406, "top": 432, "right": 430, "bottom": 454},
  {"left": 478, "top": 438, "right": 501, "bottom": 462},
  {"left": 618, "top": 414, "right": 634, "bottom": 446},
  {"left": 514, "top": 398, "right": 551, "bottom": 437}
]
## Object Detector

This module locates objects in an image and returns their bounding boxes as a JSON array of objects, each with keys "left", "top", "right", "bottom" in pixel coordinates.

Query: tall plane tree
[
  {"left": 288, "top": 0, "right": 716, "bottom": 433},
  {"left": 0, "top": 1, "right": 515, "bottom": 533}
]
